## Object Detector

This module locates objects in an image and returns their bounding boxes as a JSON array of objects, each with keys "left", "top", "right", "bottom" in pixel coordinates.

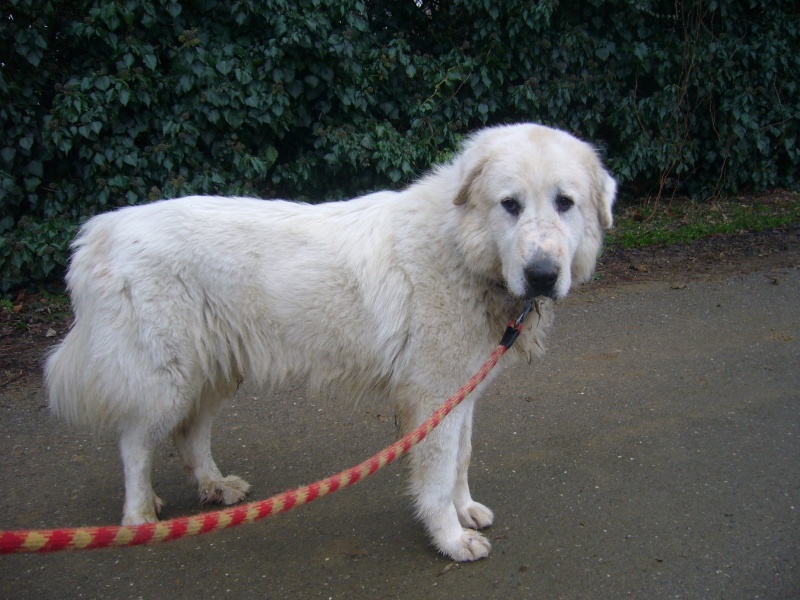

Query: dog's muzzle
[{"left": 523, "top": 259, "right": 560, "bottom": 299}]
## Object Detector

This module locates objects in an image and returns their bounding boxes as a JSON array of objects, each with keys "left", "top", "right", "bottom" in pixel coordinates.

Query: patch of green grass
[
  {"left": 37, "top": 294, "right": 73, "bottom": 322},
  {"left": 1, "top": 289, "right": 74, "bottom": 334},
  {"left": 608, "top": 190, "right": 800, "bottom": 249}
]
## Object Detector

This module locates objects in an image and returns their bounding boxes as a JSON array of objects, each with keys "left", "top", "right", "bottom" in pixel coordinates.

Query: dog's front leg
[
  {"left": 453, "top": 404, "right": 494, "bottom": 530},
  {"left": 405, "top": 398, "right": 492, "bottom": 561}
]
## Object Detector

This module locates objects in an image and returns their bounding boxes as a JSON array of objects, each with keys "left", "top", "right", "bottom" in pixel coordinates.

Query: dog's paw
[
  {"left": 435, "top": 528, "right": 492, "bottom": 562},
  {"left": 122, "top": 504, "right": 160, "bottom": 526},
  {"left": 121, "top": 491, "right": 164, "bottom": 526},
  {"left": 122, "top": 512, "right": 159, "bottom": 526},
  {"left": 457, "top": 501, "right": 494, "bottom": 530},
  {"left": 199, "top": 475, "right": 251, "bottom": 505}
]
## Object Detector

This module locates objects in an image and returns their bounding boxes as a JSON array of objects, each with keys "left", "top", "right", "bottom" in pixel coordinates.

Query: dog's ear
[
  {"left": 594, "top": 168, "right": 617, "bottom": 229},
  {"left": 454, "top": 159, "right": 487, "bottom": 206}
]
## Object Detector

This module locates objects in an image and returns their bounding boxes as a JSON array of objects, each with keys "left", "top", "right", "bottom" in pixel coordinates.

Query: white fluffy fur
[{"left": 46, "top": 123, "right": 616, "bottom": 561}]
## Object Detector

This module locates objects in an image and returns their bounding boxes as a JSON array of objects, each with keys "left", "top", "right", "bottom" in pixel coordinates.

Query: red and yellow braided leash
[{"left": 1, "top": 341, "right": 515, "bottom": 554}]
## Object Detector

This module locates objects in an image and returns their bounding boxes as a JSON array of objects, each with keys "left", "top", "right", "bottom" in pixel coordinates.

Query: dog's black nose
[{"left": 524, "top": 260, "right": 559, "bottom": 298}]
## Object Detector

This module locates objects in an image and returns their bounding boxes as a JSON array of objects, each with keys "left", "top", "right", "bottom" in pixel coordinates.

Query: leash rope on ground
[{"left": 0, "top": 301, "right": 534, "bottom": 555}]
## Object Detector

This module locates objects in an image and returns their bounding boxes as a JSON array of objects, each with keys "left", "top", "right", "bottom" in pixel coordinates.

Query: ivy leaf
[
  {"left": 166, "top": 2, "right": 182, "bottom": 18},
  {"left": 216, "top": 60, "right": 233, "bottom": 76},
  {"left": 28, "top": 160, "right": 43, "bottom": 177}
]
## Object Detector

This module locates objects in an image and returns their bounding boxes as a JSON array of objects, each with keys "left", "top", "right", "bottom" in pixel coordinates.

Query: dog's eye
[
  {"left": 500, "top": 197, "right": 522, "bottom": 217},
  {"left": 555, "top": 194, "right": 574, "bottom": 214}
]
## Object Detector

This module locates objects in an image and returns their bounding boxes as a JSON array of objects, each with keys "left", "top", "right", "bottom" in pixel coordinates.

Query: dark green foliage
[{"left": 2, "top": 0, "right": 798, "bottom": 293}]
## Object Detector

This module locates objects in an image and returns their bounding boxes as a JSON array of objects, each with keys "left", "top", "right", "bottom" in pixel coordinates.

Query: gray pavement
[{"left": 1, "top": 267, "right": 798, "bottom": 599}]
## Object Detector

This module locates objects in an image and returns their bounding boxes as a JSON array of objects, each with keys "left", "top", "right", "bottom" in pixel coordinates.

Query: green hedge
[{"left": 2, "top": 0, "right": 798, "bottom": 293}]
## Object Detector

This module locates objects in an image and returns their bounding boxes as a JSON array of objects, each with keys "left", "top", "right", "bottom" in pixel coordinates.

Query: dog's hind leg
[
  {"left": 119, "top": 425, "right": 164, "bottom": 525},
  {"left": 173, "top": 392, "right": 251, "bottom": 506},
  {"left": 453, "top": 405, "right": 494, "bottom": 530}
]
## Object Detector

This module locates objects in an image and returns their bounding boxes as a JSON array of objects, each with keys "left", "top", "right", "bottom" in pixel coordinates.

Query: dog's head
[{"left": 451, "top": 123, "right": 616, "bottom": 300}]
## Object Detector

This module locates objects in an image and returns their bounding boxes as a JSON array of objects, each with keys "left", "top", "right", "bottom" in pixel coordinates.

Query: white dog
[{"left": 46, "top": 123, "right": 616, "bottom": 561}]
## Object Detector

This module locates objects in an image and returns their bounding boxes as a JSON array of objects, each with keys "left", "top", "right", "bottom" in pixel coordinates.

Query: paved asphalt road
[{"left": 1, "top": 266, "right": 798, "bottom": 599}]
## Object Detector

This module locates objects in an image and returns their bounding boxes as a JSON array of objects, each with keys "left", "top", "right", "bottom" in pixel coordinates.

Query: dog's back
[{"left": 45, "top": 195, "right": 414, "bottom": 431}]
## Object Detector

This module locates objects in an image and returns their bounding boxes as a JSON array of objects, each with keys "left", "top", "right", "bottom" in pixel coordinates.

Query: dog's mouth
[
  {"left": 493, "top": 279, "right": 559, "bottom": 303},
  {"left": 523, "top": 288, "right": 560, "bottom": 301}
]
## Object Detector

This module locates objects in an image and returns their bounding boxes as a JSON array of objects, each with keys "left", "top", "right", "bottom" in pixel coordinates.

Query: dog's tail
[
  {"left": 45, "top": 323, "right": 98, "bottom": 428},
  {"left": 45, "top": 214, "right": 122, "bottom": 430}
]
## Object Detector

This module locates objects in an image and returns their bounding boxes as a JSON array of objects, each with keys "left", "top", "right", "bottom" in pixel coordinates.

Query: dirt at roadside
[
  {"left": 596, "top": 223, "right": 799, "bottom": 288},
  {"left": 2, "top": 223, "right": 798, "bottom": 391}
]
